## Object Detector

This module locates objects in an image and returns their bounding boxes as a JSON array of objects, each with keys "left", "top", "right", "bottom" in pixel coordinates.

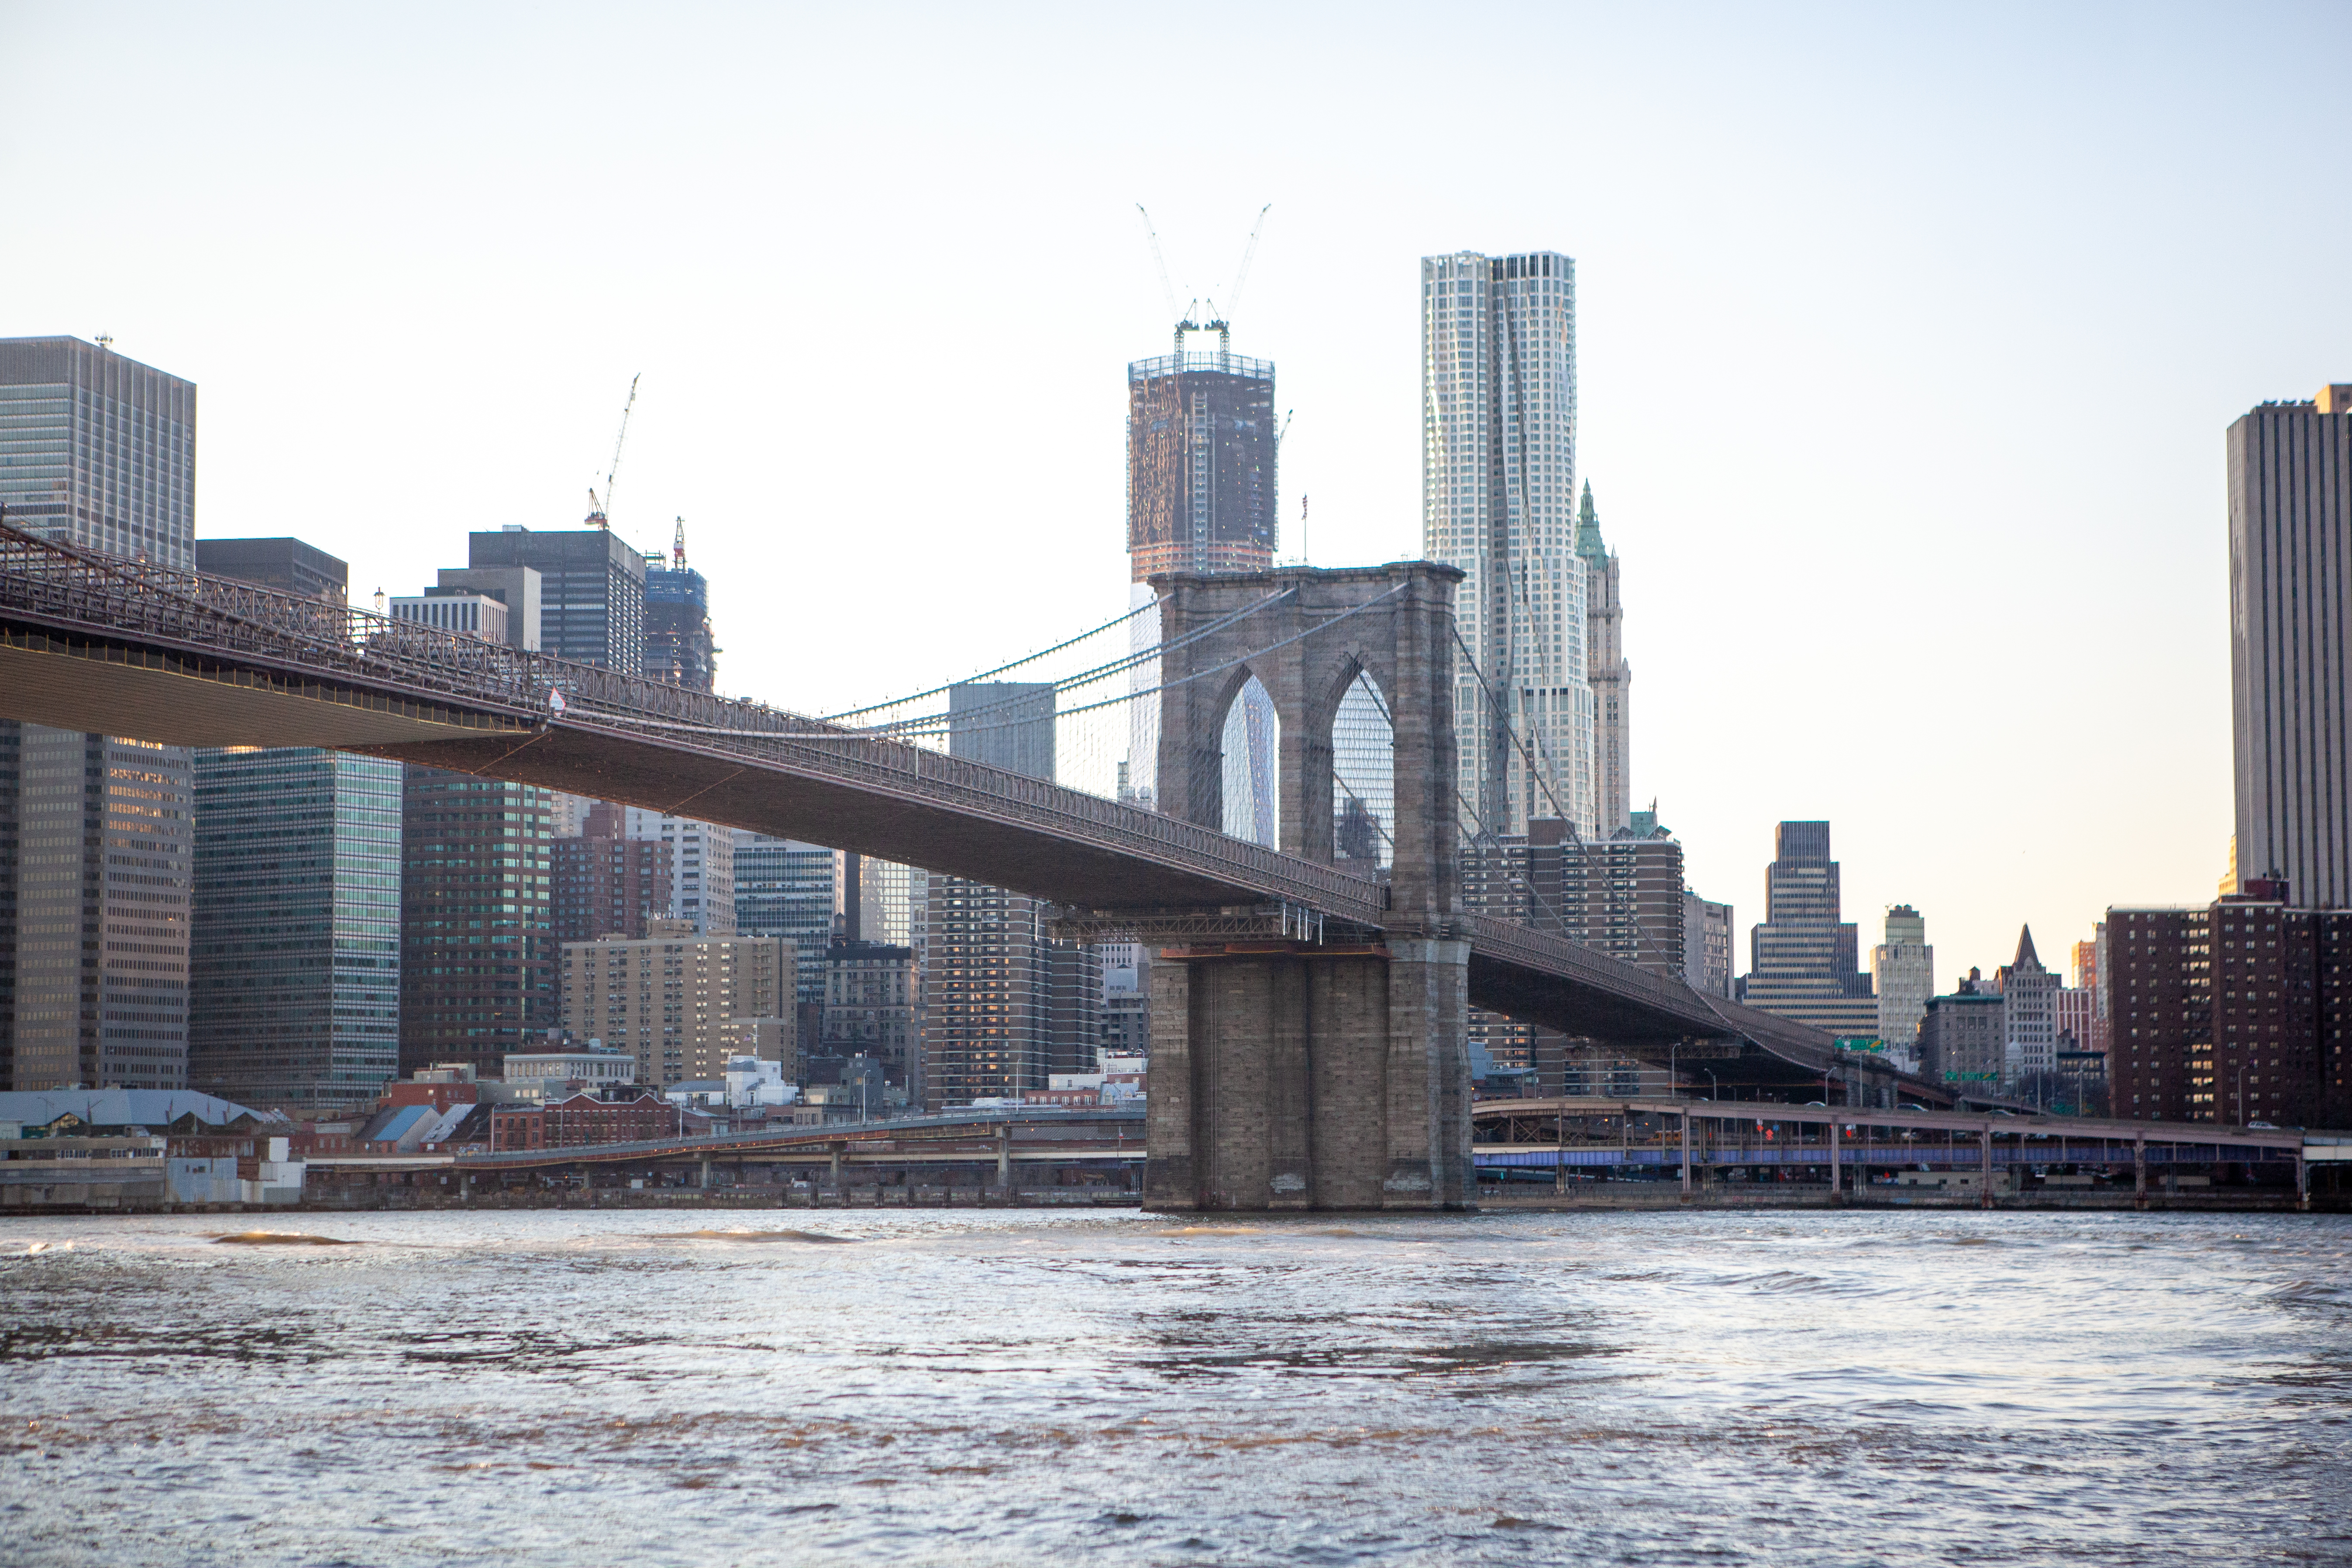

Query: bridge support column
[
  {"left": 1980, "top": 1126, "right": 1994, "bottom": 1209},
  {"left": 1142, "top": 938, "right": 1473, "bottom": 1212},
  {"left": 2134, "top": 1135, "right": 2147, "bottom": 1210}
]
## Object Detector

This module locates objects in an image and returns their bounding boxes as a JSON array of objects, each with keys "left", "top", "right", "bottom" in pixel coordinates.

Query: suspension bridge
[{"left": 0, "top": 520, "right": 1953, "bottom": 1210}]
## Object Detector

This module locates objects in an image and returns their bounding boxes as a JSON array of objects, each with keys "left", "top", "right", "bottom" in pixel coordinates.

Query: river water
[{"left": 3, "top": 1208, "right": 2349, "bottom": 1567}]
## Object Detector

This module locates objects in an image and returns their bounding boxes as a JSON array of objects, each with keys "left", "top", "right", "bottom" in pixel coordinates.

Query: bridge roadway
[
  {"left": 1471, "top": 1098, "right": 2318, "bottom": 1189},
  {"left": 0, "top": 522, "right": 1944, "bottom": 1103}
]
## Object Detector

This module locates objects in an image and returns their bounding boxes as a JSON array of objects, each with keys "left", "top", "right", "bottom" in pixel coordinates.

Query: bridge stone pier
[{"left": 1135, "top": 562, "right": 1475, "bottom": 1211}]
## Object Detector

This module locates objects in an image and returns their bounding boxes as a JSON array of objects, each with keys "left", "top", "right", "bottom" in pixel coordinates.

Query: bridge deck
[{"left": 0, "top": 524, "right": 1939, "bottom": 1096}]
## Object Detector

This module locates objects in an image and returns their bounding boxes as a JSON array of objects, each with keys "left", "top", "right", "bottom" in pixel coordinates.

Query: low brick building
[{"left": 489, "top": 1090, "right": 708, "bottom": 1152}]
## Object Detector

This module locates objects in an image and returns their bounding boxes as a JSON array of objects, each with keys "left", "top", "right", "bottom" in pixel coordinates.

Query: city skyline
[{"left": 3, "top": 5, "right": 2348, "bottom": 984}]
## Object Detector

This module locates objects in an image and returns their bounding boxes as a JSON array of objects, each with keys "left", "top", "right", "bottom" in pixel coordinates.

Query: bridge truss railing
[{"left": 0, "top": 519, "right": 1389, "bottom": 926}]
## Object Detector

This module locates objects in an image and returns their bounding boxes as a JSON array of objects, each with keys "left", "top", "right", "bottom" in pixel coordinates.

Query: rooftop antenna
[{"left": 584, "top": 372, "right": 641, "bottom": 530}]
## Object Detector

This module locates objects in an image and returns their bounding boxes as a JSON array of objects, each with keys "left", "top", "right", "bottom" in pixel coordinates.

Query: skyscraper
[
  {"left": 552, "top": 800, "right": 675, "bottom": 945},
  {"left": 1737, "top": 821, "right": 1877, "bottom": 1036},
  {"left": 1994, "top": 926, "right": 2060, "bottom": 1095},
  {"left": 1576, "top": 483, "right": 1631, "bottom": 837},
  {"left": 734, "top": 834, "right": 837, "bottom": 1008},
  {"left": 1123, "top": 319, "right": 1279, "bottom": 832},
  {"left": 399, "top": 772, "right": 554, "bottom": 1078},
  {"left": 189, "top": 747, "right": 402, "bottom": 1112},
  {"left": 1870, "top": 904, "right": 1935, "bottom": 1067},
  {"left": 1422, "top": 250, "right": 1591, "bottom": 838},
  {"left": 2228, "top": 384, "right": 2351, "bottom": 909},
  {"left": 1, "top": 337, "right": 198, "bottom": 1093},
  {"left": 466, "top": 527, "right": 646, "bottom": 673}
]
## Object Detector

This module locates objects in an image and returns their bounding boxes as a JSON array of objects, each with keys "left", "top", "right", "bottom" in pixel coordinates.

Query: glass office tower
[
  {"left": 189, "top": 748, "right": 402, "bottom": 1111},
  {"left": 0, "top": 336, "right": 198, "bottom": 1092},
  {"left": 1420, "top": 252, "right": 1593, "bottom": 839}
]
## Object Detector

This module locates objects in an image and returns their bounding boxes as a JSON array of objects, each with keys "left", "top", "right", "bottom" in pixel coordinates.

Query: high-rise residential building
[
  {"left": 1682, "top": 893, "right": 1734, "bottom": 999},
  {"left": 552, "top": 800, "right": 675, "bottom": 945},
  {"left": 1576, "top": 483, "right": 1631, "bottom": 837},
  {"left": 1, "top": 337, "right": 198, "bottom": 1094},
  {"left": 616, "top": 807, "right": 735, "bottom": 937},
  {"left": 1422, "top": 250, "right": 1591, "bottom": 838},
  {"left": 194, "top": 538, "right": 347, "bottom": 602},
  {"left": 1994, "top": 926, "right": 2060, "bottom": 1094},
  {"left": 1870, "top": 905, "right": 1935, "bottom": 1068},
  {"left": 857, "top": 857, "right": 926, "bottom": 948},
  {"left": 466, "top": 527, "right": 646, "bottom": 672},
  {"left": 2105, "top": 890, "right": 2349, "bottom": 1127},
  {"left": 2229, "top": 384, "right": 2352, "bottom": 910},
  {"left": 189, "top": 747, "right": 401, "bottom": 1112},
  {"left": 1737, "top": 820, "right": 1877, "bottom": 1037},
  {"left": 1099, "top": 940, "right": 1151, "bottom": 1059},
  {"left": 559, "top": 919, "right": 794, "bottom": 1089},
  {"left": 1920, "top": 972, "right": 2004, "bottom": 1088},
  {"left": 821, "top": 939, "right": 916, "bottom": 1103},
  {"left": 644, "top": 534, "right": 714, "bottom": 690},
  {"left": 735, "top": 834, "right": 837, "bottom": 1007},
  {"left": 399, "top": 769, "right": 554, "bottom": 1079}
]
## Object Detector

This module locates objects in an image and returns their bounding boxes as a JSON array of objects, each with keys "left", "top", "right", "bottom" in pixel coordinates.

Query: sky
[{"left": 4, "top": 1, "right": 2349, "bottom": 987}]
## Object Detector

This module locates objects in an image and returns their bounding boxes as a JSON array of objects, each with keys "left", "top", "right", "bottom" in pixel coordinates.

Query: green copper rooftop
[{"left": 1574, "top": 479, "right": 1609, "bottom": 565}]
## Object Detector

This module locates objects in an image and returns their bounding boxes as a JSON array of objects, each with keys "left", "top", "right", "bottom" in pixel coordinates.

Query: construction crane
[
  {"left": 583, "top": 373, "right": 641, "bottom": 529},
  {"left": 672, "top": 515, "right": 687, "bottom": 571},
  {"left": 1213, "top": 203, "right": 1273, "bottom": 327},
  {"left": 1134, "top": 204, "right": 1184, "bottom": 327}
]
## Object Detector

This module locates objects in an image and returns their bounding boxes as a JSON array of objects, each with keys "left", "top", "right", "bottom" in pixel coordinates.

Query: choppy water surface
[{"left": 3, "top": 1209, "right": 2349, "bottom": 1566}]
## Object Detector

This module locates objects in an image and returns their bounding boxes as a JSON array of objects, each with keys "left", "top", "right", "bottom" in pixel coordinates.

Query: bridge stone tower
[{"left": 1141, "top": 562, "right": 1474, "bottom": 1211}]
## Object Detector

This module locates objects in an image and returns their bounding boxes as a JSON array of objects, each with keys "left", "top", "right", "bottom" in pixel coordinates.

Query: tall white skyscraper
[{"left": 1421, "top": 251, "right": 1592, "bottom": 839}]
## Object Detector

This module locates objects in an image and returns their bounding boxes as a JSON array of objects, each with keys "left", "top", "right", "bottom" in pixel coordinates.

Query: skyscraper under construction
[{"left": 1126, "top": 321, "right": 1278, "bottom": 581}]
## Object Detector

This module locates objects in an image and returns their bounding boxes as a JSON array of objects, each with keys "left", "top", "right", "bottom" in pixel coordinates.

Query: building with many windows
[
  {"left": 1994, "top": 926, "right": 2061, "bottom": 1095},
  {"left": 643, "top": 545, "right": 715, "bottom": 691},
  {"left": 465, "top": 526, "right": 644, "bottom": 672},
  {"left": 2229, "top": 385, "right": 2352, "bottom": 910},
  {"left": 1870, "top": 905, "right": 1935, "bottom": 1068},
  {"left": 734, "top": 834, "right": 837, "bottom": 1007},
  {"left": 195, "top": 537, "right": 346, "bottom": 602},
  {"left": 559, "top": 919, "right": 794, "bottom": 1089},
  {"left": 1919, "top": 974, "right": 2004, "bottom": 1089},
  {"left": 1682, "top": 893, "right": 1734, "bottom": 999},
  {"left": 1422, "top": 250, "right": 1591, "bottom": 838},
  {"left": 821, "top": 940, "right": 916, "bottom": 1103},
  {"left": 189, "top": 746, "right": 401, "bottom": 1113},
  {"left": 0, "top": 337, "right": 199, "bottom": 1093},
  {"left": 1737, "top": 821, "right": 1877, "bottom": 1036},
  {"left": 2104, "top": 889, "right": 2349, "bottom": 1127},
  {"left": 399, "top": 771, "right": 554, "bottom": 1079},
  {"left": 552, "top": 800, "right": 674, "bottom": 945},
  {"left": 1576, "top": 483, "right": 1631, "bottom": 837}
]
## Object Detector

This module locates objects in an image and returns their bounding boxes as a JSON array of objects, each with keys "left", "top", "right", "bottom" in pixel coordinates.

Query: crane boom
[
  {"left": 1223, "top": 203, "right": 1272, "bottom": 324},
  {"left": 586, "top": 373, "right": 641, "bottom": 530},
  {"left": 1134, "top": 204, "right": 1182, "bottom": 326}
]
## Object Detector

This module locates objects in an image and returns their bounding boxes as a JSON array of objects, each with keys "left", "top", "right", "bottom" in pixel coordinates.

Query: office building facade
[
  {"left": 1682, "top": 893, "right": 1734, "bottom": 999},
  {"left": 2228, "top": 385, "right": 2352, "bottom": 910},
  {"left": 618, "top": 806, "right": 735, "bottom": 937},
  {"left": 194, "top": 537, "right": 346, "bottom": 602},
  {"left": 1920, "top": 977, "right": 2005, "bottom": 1088},
  {"left": 1126, "top": 331, "right": 1278, "bottom": 581},
  {"left": 735, "top": 834, "right": 837, "bottom": 1006},
  {"left": 399, "top": 770, "right": 554, "bottom": 1078},
  {"left": 466, "top": 527, "right": 645, "bottom": 672},
  {"left": 1737, "top": 820, "right": 1878, "bottom": 1036},
  {"left": 0, "top": 338, "right": 198, "bottom": 1093},
  {"left": 821, "top": 940, "right": 916, "bottom": 1102},
  {"left": 189, "top": 747, "right": 401, "bottom": 1112},
  {"left": 1422, "top": 250, "right": 1592, "bottom": 838}
]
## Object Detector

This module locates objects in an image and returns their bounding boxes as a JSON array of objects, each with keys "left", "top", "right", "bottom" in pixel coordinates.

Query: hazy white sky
[{"left": 5, "top": 1, "right": 2348, "bottom": 985}]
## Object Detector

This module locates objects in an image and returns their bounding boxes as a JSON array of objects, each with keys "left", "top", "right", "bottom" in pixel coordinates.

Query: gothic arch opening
[
  {"left": 1329, "top": 665, "right": 1395, "bottom": 875},
  {"left": 1219, "top": 672, "right": 1280, "bottom": 848}
]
